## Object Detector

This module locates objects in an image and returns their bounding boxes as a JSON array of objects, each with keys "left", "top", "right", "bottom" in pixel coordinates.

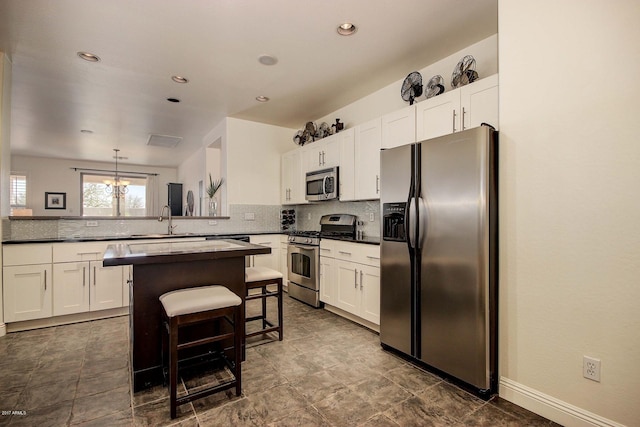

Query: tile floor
[{"left": 0, "top": 295, "right": 560, "bottom": 426}]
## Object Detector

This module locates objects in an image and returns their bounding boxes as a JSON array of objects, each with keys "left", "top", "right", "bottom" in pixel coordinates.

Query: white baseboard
[
  {"left": 323, "top": 304, "right": 379, "bottom": 333},
  {"left": 499, "top": 377, "right": 625, "bottom": 427},
  {"left": 0, "top": 322, "right": 6, "bottom": 337}
]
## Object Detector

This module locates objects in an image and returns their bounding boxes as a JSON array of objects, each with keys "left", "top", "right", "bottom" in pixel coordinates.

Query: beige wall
[
  {"left": 10, "top": 156, "right": 177, "bottom": 216},
  {"left": 498, "top": 1, "right": 640, "bottom": 425},
  {"left": 225, "top": 117, "right": 294, "bottom": 206},
  {"left": 314, "top": 34, "right": 498, "bottom": 128}
]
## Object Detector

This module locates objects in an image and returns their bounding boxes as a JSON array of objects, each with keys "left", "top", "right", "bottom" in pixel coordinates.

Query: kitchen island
[{"left": 103, "top": 239, "right": 270, "bottom": 391}]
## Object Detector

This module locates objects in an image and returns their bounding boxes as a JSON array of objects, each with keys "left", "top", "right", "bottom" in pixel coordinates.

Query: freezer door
[
  {"left": 418, "top": 126, "right": 494, "bottom": 390},
  {"left": 379, "top": 144, "right": 414, "bottom": 356}
]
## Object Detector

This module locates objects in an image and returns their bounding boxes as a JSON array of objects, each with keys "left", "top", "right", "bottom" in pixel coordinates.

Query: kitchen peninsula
[{"left": 103, "top": 238, "right": 270, "bottom": 391}]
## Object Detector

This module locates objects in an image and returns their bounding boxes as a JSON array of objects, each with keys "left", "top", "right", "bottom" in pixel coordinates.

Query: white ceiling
[{"left": 0, "top": 0, "right": 497, "bottom": 168}]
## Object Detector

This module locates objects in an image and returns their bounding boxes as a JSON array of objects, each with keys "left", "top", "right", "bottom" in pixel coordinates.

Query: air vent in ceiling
[{"left": 147, "top": 134, "right": 182, "bottom": 148}]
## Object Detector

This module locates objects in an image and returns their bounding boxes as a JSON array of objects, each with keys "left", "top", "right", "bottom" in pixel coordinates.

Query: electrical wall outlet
[
  {"left": 583, "top": 356, "right": 601, "bottom": 382},
  {"left": 244, "top": 212, "right": 255, "bottom": 221},
  {"left": 208, "top": 220, "right": 217, "bottom": 226},
  {"left": 307, "top": 213, "right": 311, "bottom": 220},
  {"left": 369, "top": 212, "right": 374, "bottom": 222},
  {"left": 86, "top": 221, "right": 98, "bottom": 227}
]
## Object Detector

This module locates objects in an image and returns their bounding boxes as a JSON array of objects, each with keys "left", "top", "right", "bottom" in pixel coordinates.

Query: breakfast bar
[{"left": 103, "top": 239, "right": 270, "bottom": 391}]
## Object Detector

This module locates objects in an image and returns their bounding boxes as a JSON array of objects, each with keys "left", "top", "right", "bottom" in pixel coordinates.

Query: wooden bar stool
[
  {"left": 245, "top": 266, "right": 283, "bottom": 341},
  {"left": 160, "top": 285, "right": 242, "bottom": 419}
]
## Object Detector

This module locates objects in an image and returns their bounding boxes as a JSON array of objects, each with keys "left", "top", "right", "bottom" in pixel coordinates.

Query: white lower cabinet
[
  {"left": 249, "top": 235, "right": 281, "bottom": 271},
  {"left": 279, "top": 236, "right": 289, "bottom": 291},
  {"left": 3, "top": 264, "right": 53, "bottom": 322},
  {"left": 52, "top": 242, "right": 126, "bottom": 316},
  {"left": 319, "top": 240, "right": 380, "bottom": 326},
  {"left": 3, "top": 243, "right": 53, "bottom": 322},
  {"left": 52, "top": 262, "right": 90, "bottom": 315}
]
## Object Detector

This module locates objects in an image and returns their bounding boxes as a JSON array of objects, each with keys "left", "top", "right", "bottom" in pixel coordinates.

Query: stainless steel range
[{"left": 287, "top": 214, "right": 356, "bottom": 307}]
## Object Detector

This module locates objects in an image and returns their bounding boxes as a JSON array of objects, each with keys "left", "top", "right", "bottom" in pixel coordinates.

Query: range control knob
[{"left": 306, "top": 238, "right": 311, "bottom": 244}]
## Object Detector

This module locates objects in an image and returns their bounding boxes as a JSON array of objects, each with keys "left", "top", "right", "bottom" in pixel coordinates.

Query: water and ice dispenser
[{"left": 382, "top": 202, "right": 406, "bottom": 242}]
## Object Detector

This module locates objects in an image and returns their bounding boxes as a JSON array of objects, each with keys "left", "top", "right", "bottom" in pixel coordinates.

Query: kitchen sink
[{"left": 129, "top": 233, "right": 199, "bottom": 239}]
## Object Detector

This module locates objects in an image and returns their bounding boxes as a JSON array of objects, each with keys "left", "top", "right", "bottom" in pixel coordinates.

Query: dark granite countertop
[
  {"left": 103, "top": 238, "right": 270, "bottom": 267},
  {"left": 314, "top": 235, "right": 380, "bottom": 245},
  {"left": 2, "top": 231, "right": 284, "bottom": 245}
]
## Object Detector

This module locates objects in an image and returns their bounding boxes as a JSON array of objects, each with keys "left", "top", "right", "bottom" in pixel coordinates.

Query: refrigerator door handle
[
  {"left": 408, "top": 197, "right": 416, "bottom": 249},
  {"left": 416, "top": 197, "right": 427, "bottom": 249}
]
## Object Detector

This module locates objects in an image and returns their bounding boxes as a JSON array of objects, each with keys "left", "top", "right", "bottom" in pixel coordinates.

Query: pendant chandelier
[{"left": 103, "top": 148, "right": 129, "bottom": 199}]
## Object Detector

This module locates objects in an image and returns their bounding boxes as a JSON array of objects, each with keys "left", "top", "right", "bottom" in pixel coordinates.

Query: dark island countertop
[{"left": 103, "top": 238, "right": 270, "bottom": 267}]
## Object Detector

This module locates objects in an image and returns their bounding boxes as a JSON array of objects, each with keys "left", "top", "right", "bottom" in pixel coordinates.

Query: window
[
  {"left": 10, "top": 174, "right": 27, "bottom": 214},
  {"left": 81, "top": 173, "right": 147, "bottom": 216}
]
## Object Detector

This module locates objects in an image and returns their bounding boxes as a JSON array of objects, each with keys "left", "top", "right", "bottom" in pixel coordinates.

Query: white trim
[
  {"left": 499, "top": 377, "right": 625, "bottom": 427},
  {"left": 5, "top": 307, "right": 128, "bottom": 333},
  {"left": 323, "top": 304, "right": 380, "bottom": 333},
  {"left": 0, "top": 323, "right": 6, "bottom": 337}
]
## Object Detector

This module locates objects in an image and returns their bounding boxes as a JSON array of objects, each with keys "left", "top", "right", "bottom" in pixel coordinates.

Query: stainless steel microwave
[{"left": 305, "top": 167, "right": 339, "bottom": 201}]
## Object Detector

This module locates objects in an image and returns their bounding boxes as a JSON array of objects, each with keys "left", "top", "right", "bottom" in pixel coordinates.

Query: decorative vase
[{"left": 208, "top": 197, "right": 217, "bottom": 216}]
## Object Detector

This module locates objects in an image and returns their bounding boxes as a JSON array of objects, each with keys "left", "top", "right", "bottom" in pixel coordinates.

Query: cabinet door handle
[
  {"left": 83, "top": 266, "right": 86, "bottom": 287},
  {"left": 354, "top": 269, "right": 358, "bottom": 288},
  {"left": 318, "top": 152, "right": 322, "bottom": 166},
  {"left": 322, "top": 151, "right": 326, "bottom": 165},
  {"left": 366, "top": 255, "right": 380, "bottom": 260},
  {"left": 376, "top": 175, "right": 380, "bottom": 194},
  {"left": 360, "top": 270, "right": 363, "bottom": 290},
  {"left": 44, "top": 270, "right": 47, "bottom": 291},
  {"left": 339, "top": 251, "right": 352, "bottom": 255},
  {"left": 462, "top": 107, "right": 467, "bottom": 130},
  {"left": 452, "top": 109, "right": 457, "bottom": 132},
  {"left": 93, "top": 266, "right": 97, "bottom": 286}
]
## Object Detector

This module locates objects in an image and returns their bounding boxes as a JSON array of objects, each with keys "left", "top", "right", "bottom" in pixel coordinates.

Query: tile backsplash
[
  {"left": 3, "top": 201, "right": 380, "bottom": 241},
  {"left": 295, "top": 200, "right": 380, "bottom": 238}
]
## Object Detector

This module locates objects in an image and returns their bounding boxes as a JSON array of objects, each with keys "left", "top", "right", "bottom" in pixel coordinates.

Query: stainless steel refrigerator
[{"left": 379, "top": 125, "right": 498, "bottom": 394}]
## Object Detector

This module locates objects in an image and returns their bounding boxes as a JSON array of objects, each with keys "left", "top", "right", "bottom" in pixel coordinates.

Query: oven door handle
[{"left": 289, "top": 244, "right": 318, "bottom": 251}]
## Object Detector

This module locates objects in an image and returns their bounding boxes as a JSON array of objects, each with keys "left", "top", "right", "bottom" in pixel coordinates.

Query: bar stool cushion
[
  {"left": 245, "top": 266, "right": 283, "bottom": 283},
  {"left": 160, "top": 285, "right": 241, "bottom": 317}
]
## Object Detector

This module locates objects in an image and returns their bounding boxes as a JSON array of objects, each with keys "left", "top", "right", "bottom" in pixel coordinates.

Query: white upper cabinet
[
  {"left": 338, "top": 128, "right": 356, "bottom": 201},
  {"left": 416, "top": 90, "right": 461, "bottom": 141},
  {"left": 460, "top": 73, "right": 499, "bottom": 131},
  {"left": 304, "top": 133, "right": 340, "bottom": 172},
  {"left": 416, "top": 74, "right": 498, "bottom": 141},
  {"left": 354, "top": 118, "right": 382, "bottom": 200},
  {"left": 281, "top": 149, "right": 306, "bottom": 205},
  {"left": 381, "top": 104, "right": 416, "bottom": 149}
]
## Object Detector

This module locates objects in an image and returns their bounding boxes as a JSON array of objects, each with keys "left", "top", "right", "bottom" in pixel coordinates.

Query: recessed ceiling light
[
  {"left": 256, "top": 96, "right": 270, "bottom": 102},
  {"left": 258, "top": 55, "right": 278, "bottom": 66},
  {"left": 77, "top": 51, "right": 101, "bottom": 62},
  {"left": 171, "top": 75, "right": 189, "bottom": 84},
  {"left": 337, "top": 22, "right": 357, "bottom": 36},
  {"left": 80, "top": 129, "right": 93, "bottom": 134},
  {"left": 166, "top": 97, "right": 181, "bottom": 103}
]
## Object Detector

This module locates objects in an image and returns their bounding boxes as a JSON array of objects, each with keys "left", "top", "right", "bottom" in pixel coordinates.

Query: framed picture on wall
[{"left": 45, "top": 192, "right": 66, "bottom": 209}]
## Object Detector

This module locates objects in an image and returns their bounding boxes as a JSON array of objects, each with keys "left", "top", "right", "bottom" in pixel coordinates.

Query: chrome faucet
[{"left": 159, "top": 205, "right": 176, "bottom": 235}]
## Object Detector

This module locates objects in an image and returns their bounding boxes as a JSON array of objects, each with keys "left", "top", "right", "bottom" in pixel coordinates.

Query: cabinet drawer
[
  {"left": 322, "top": 240, "right": 380, "bottom": 267},
  {"left": 3, "top": 244, "right": 53, "bottom": 266},
  {"left": 53, "top": 242, "right": 111, "bottom": 263},
  {"left": 319, "top": 239, "right": 336, "bottom": 257}
]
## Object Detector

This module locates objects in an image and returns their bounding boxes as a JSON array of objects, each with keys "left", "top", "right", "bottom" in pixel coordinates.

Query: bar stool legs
[
  {"left": 159, "top": 285, "right": 242, "bottom": 419},
  {"left": 245, "top": 267, "right": 283, "bottom": 342}
]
